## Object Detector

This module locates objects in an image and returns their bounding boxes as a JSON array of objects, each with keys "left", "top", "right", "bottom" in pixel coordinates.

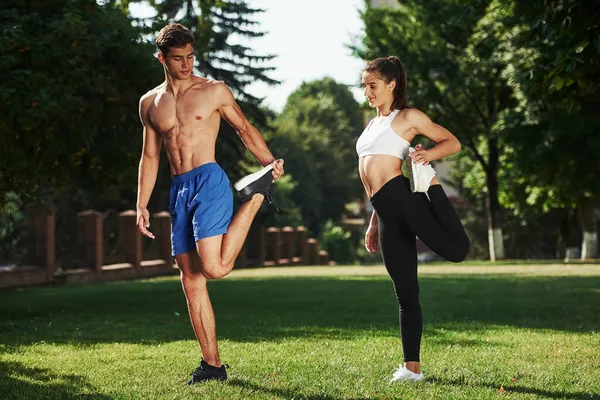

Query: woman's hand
[
  {"left": 409, "top": 143, "right": 430, "bottom": 166},
  {"left": 365, "top": 225, "right": 380, "bottom": 253}
]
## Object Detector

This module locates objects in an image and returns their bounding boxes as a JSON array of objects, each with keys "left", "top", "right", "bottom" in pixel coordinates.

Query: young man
[{"left": 136, "top": 23, "right": 284, "bottom": 384}]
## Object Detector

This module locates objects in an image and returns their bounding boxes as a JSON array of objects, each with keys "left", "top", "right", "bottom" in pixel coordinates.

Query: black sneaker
[
  {"left": 234, "top": 165, "right": 276, "bottom": 206},
  {"left": 186, "top": 359, "right": 228, "bottom": 384}
]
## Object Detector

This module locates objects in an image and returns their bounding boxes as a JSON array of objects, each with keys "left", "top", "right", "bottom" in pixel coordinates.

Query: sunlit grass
[{"left": 1, "top": 265, "right": 599, "bottom": 399}]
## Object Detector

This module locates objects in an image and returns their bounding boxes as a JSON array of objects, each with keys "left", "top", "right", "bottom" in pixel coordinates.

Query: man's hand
[
  {"left": 136, "top": 207, "right": 155, "bottom": 239},
  {"left": 271, "top": 159, "right": 285, "bottom": 180}
]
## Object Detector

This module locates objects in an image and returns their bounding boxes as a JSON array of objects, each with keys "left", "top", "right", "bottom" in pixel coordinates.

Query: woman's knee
[
  {"left": 392, "top": 281, "right": 420, "bottom": 306},
  {"left": 447, "top": 237, "right": 470, "bottom": 263}
]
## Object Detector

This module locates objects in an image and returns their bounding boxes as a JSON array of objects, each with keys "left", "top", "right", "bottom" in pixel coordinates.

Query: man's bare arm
[
  {"left": 217, "top": 83, "right": 284, "bottom": 178},
  {"left": 136, "top": 95, "right": 162, "bottom": 239}
]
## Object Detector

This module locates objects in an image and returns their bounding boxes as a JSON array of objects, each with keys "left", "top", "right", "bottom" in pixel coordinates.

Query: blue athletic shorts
[{"left": 168, "top": 163, "right": 233, "bottom": 256}]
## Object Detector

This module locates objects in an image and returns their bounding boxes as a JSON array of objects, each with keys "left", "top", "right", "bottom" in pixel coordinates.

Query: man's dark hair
[{"left": 156, "top": 23, "right": 195, "bottom": 55}]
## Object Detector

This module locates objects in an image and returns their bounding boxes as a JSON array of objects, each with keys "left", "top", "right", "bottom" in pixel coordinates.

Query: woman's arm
[{"left": 402, "top": 108, "right": 461, "bottom": 165}]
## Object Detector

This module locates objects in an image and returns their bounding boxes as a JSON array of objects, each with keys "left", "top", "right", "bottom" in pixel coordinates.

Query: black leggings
[{"left": 370, "top": 175, "right": 470, "bottom": 362}]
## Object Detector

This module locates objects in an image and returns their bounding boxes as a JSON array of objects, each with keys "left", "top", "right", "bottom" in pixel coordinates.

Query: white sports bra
[{"left": 356, "top": 109, "right": 410, "bottom": 160}]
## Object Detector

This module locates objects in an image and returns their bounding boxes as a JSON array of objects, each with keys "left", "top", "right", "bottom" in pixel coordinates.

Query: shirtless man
[{"left": 136, "top": 23, "right": 284, "bottom": 384}]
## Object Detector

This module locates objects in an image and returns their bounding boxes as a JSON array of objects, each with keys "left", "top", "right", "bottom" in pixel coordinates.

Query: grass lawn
[{"left": 1, "top": 264, "right": 599, "bottom": 400}]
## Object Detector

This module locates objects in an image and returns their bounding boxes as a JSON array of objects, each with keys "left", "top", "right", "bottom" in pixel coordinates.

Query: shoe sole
[
  {"left": 390, "top": 375, "right": 424, "bottom": 383},
  {"left": 234, "top": 165, "right": 274, "bottom": 191}
]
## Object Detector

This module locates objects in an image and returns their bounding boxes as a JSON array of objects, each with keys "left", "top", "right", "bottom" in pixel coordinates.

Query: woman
[{"left": 356, "top": 56, "right": 470, "bottom": 382}]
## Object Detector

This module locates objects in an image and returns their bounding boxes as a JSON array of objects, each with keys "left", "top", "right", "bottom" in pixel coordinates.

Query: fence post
[
  {"left": 266, "top": 227, "right": 281, "bottom": 265},
  {"left": 26, "top": 203, "right": 55, "bottom": 282},
  {"left": 307, "top": 238, "right": 319, "bottom": 266},
  {"left": 119, "top": 210, "right": 141, "bottom": 269},
  {"left": 319, "top": 250, "right": 329, "bottom": 266},
  {"left": 77, "top": 210, "right": 103, "bottom": 273},
  {"left": 295, "top": 226, "right": 308, "bottom": 265},
  {"left": 281, "top": 226, "right": 294, "bottom": 265}
]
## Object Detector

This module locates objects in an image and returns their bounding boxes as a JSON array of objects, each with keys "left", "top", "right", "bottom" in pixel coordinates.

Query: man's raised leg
[{"left": 196, "top": 194, "right": 264, "bottom": 279}]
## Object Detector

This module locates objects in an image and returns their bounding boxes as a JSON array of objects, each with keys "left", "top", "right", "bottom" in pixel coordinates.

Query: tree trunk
[
  {"left": 558, "top": 207, "right": 581, "bottom": 261},
  {"left": 486, "top": 137, "right": 504, "bottom": 261},
  {"left": 579, "top": 196, "right": 597, "bottom": 259}
]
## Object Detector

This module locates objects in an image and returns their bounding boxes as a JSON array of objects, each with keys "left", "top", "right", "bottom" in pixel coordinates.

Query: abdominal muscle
[
  {"left": 162, "top": 117, "right": 221, "bottom": 176},
  {"left": 358, "top": 155, "right": 404, "bottom": 199}
]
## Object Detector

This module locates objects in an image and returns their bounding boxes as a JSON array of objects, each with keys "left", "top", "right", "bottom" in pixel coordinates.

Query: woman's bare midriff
[{"left": 359, "top": 155, "right": 404, "bottom": 198}]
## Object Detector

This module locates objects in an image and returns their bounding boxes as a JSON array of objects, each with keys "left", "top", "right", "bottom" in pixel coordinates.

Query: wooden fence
[{"left": 0, "top": 204, "right": 331, "bottom": 289}]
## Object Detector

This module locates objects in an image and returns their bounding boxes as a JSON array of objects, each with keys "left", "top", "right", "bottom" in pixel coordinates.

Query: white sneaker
[
  {"left": 406, "top": 147, "right": 436, "bottom": 193},
  {"left": 389, "top": 366, "right": 424, "bottom": 383}
]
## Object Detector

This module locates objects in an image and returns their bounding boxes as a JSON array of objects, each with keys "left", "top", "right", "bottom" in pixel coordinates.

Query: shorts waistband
[{"left": 171, "top": 162, "right": 222, "bottom": 184}]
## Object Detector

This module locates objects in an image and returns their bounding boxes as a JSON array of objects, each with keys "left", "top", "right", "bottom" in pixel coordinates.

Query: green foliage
[
  {"left": 494, "top": 0, "right": 600, "bottom": 210},
  {"left": 270, "top": 78, "right": 364, "bottom": 234},
  {"left": 0, "top": 193, "right": 28, "bottom": 265},
  {"left": 258, "top": 174, "right": 303, "bottom": 228},
  {"left": 0, "top": 0, "right": 161, "bottom": 200},
  {"left": 320, "top": 221, "right": 358, "bottom": 265},
  {"left": 503, "top": 0, "right": 600, "bottom": 112}
]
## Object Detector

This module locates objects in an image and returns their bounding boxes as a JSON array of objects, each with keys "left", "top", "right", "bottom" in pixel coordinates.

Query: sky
[{"left": 130, "top": 0, "right": 367, "bottom": 112}]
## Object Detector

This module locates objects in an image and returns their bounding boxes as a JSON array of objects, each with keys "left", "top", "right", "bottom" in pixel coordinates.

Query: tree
[
  {"left": 497, "top": 0, "right": 600, "bottom": 259},
  {"left": 270, "top": 78, "right": 364, "bottom": 234},
  {"left": 0, "top": 0, "right": 160, "bottom": 201}
]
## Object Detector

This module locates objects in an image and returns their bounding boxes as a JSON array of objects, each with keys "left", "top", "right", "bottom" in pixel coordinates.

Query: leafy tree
[
  {"left": 270, "top": 78, "right": 364, "bottom": 234},
  {"left": 0, "top": 0, "right": 160, "bottom": 201},
  {"left": 497, "top": 0, "right": 600, "bottom": 258}
]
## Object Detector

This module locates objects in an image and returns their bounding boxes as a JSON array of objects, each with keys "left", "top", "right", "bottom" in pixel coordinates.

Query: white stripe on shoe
[{"left": 234, "top": 165, "right": 274, "bottom": 191}]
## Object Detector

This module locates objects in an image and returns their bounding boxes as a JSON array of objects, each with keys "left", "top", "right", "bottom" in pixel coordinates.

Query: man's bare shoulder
[
  {"left": 140, "top": 84, "right": 165, "bottom": 105},
  {"left": 188, "top": 77, "right": 233, "bottom": 106},
  {"left": 189, "top": 77, "right": 228, "bottom": 94}
]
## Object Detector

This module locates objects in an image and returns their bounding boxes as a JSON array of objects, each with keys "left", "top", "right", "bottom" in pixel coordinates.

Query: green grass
[
  {"left": 428, "top": 259, "right": 600, "bottom": 266},
  {"left": 1, "top": 266, "right": 599, "bottom": 399}
]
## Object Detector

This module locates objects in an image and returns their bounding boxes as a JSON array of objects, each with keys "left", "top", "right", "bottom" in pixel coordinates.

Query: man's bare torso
[{"left": 142, "top": 76, "right": 223, "bottom": 176}]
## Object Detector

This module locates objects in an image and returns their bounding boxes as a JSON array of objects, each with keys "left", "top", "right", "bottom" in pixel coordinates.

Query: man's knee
[
  {"left": 201, "top": 268, "right": 225, "bottom": 280},
  {"left": 180, "top": 269, "right": 207, "bottom": 288},
  {"left": 200, "top": 261, "right": 232, "bottom": 280}
]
